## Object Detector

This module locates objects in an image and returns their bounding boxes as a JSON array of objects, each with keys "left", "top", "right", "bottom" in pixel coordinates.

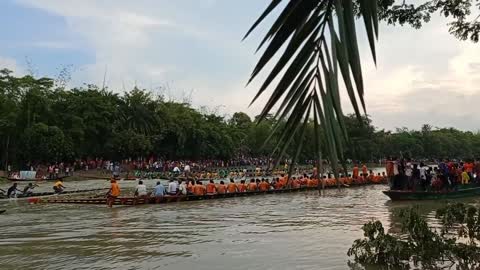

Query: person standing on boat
[
  {"left": 178, "top": 180, "right": 187, "bottom": 196},
  {"left": 7, "top": 183, "right": 21, "bottom": 198},
  {"left": 352, "top": 164, "right": 359, "bottom": 180},
  {"left": 167, "top": 179, "right": 178, "bottom": 195},
  {"left": 361, "top": 164, "right": 368, "bottom": 178},
  {"left": 152, "top": 181, "right": 166, "bottom": 203},
  {"left": 107, "top": 179, "right": 120, "bottom": 208}
]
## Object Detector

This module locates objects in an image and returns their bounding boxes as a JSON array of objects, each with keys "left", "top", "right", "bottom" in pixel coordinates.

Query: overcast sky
[{"left": 1, "top": 0, "right": 479, "bottom": 131}]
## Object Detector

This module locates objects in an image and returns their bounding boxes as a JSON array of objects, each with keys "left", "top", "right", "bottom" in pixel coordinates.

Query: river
[{"left": 1, "top": 180, "right": 479, "bottom": 270}]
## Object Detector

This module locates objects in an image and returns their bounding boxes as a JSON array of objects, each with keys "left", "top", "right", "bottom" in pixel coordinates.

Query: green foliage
[
  {"left": 21, "top": 123, "right": 73, "bottom": 162},
  {"left": 348, "top": 203, "right": 480, "bottom": 269}
]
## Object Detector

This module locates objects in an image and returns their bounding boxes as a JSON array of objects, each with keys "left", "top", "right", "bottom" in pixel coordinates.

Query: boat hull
[{"left": 383, "top": 186, "right": 480, "bottom": 201}]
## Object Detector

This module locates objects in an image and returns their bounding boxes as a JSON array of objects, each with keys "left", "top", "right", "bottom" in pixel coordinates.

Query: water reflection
[{"left": 1, "top": 183, "right": 479, "bottom": 270}]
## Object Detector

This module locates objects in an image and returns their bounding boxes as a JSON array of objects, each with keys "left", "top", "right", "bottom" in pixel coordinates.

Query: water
[{"left": 1, "top": 180, "right": 479, "bottom": 270}]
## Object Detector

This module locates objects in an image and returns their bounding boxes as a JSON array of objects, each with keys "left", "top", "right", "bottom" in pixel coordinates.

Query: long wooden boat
[
  {"left": 45, "top": 183, "right": 383, "bottom": 205},
  {"left": 383, "top": 185, "right": 480, "bottom": 201},
  {"left": 7, "top": 175, "right": 70, "bottom": 182},
  {"left": 0, "top": 188, "right": 108, "bottom": 200}
]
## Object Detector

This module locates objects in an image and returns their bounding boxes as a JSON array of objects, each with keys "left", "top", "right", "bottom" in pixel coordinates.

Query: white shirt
[
  {"left": 178, "top": 183, "right": 187, "bottom": 195},
  {"left": 168, "top": 181, "right": 178, "bottom": 193},
  {"left": 136, "top": 184, "right": 147, "bottom": 196},
  {"left": 405, "top": 162, "right": 412, "bottom": 177},
  {"left": 173, "top": 167, "right": 181, "bottom": 173},
  {"left": 184, "top": 165, "right": 191, "bottom": 172},
  {"left": 420, "top": 166, "right": 428, "bottom": 180}
]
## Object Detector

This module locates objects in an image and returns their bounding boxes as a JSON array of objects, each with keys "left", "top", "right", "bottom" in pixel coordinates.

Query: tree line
[{"left": 0, "top": 68, "right": 479, "bottom": 169}]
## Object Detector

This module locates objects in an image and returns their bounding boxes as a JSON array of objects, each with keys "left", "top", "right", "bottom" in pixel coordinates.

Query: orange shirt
[
  {"left": 259, "top": 182, "right": 269, "bottom": 191},
  {"left": 386, "top": 161, "right": 394, "bottom": 176},
  {"left": 110, "top": 182, "right": 120, "bottom": 197},
  {"left": 206, "top": 183, "right": 216, "bottom": 194},
  {"left": 465, "top": 163, "right": 474, "bottom": 173},
  {"left": 300, "top": 178, "right": 307, "bottom": 185},
  {"left": 274, "top": 181, "right": 283, "bottom": 190},
  {"left": 311, "top": 179, "right": 319, "bottom": 186},
  {"left": 217, "top": 184, "right": 226, "bottom": 194},
  {"left": 193, "top": 184, "right": 205, "bottom": 196},
  {"left": 248, "top": 182, "right": 257, "bottom": 191},
  {"left": 237, "top": 183, "right": 247, "bottom": 192},
  {"left": 292, "top": 179, "right": 301, "bottom": 188},
  {"left": 306, "top": 178, "right": 314, "bottom": 187},
  {"left": 227, "top": 183, "right": 237, "bottom": 193},
  {"left": 187, "top": 183, "right": 194, "bottom": 193},
  {"left": 279, "top": 177, "right": 287, "bottom": 186},
  {"left": 352, "top": 167, "right": 359, "bottom": 178}
]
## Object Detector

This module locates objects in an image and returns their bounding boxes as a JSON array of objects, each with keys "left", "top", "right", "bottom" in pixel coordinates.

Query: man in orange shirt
[
  {"left": 193, "top": 181, "right": 206, "bottom": 196},
  {"left": 206, "top": 180, "right": 217, "bottom": 195},
  {"left": 217, "top": 181, "right": 226, "bottom": 194},
  {"left": 247, "top": 179, "right": 257, "bottom": 191},
  {"left": 237, "top": 180, "right": 247, "bottom": 192},
  {"left": 227, "top": 179, "right": 238, "bottom": 193},
  {"left": 259, "top": 179, "right": 269, "bottom": 191},
  {"left": 362, "top": 164, "right": 368, "bottom": 178},
  {"left": 107, "top": 179, "right": 120, "bottom": 208},
  {"left": 352, "top": 164, "right": 359, "bottom": 179}
]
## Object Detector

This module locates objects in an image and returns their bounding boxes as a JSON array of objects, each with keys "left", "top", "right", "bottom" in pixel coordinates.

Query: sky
[{"left": 1, "top": 0, "right": 480, "bottom": 131}]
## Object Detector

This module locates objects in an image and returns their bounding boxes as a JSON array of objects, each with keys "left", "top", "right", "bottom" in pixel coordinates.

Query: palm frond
[{"left": 245, "top": 0, "right": 378, "bottom": 183}]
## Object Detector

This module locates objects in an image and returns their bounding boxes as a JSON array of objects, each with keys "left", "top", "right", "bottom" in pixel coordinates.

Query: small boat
[
  {"left": 7, "top": 175, "right": 71, "bottom": 182},
  {"left": 0, "top": 210, "right": 5, "bottom": 214},
  {"left": 0, "top": 188, "right": 108, "bottom": 200},
  {"left": 383, "top": 185, "right": 480, "bottom": 201}
]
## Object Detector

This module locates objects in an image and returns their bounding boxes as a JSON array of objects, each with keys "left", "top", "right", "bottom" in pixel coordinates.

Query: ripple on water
[{"left": 2, "top": 184, "right": 479, "bottom": 270}]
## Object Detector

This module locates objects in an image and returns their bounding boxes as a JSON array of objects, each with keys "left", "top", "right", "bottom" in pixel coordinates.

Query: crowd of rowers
[{"left": 105, "top": 167, "right": 387, "bottom": 207}]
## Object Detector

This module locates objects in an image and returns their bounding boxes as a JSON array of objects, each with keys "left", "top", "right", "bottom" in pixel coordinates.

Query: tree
[{"left": 20, "top": 123, "right": 73, "bottom": 163}]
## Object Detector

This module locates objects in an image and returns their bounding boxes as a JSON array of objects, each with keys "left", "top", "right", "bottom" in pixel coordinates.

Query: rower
[
  {"left": 23, "top": 183, "right": 38, "bottom": 195},
  {"left": 237, "top": 180, "right": 247, "bottom": 192},
  {"left": 227, "top": 179, "right": 237, "bottom": 193},
  {"left": 258, "top": 179, "right": 269, "bottom": 192},
  {"left": 107, "top": 179, "right": 121, "bottom": 208},
  {"left": 193, "top": 181, "right": 206, "bottom": 196},
  {"left": 247, "top": 179, "right": 257, "bottom": 191},
  {"left": 53, "top": 179, "right": 65, "bottom": 194},
  {"left": 217, "top": 181, "right": 226, "bottom": 194},
  {"left": 206, "top": 180, "right": 217, "bottom": 195},
  {"left": 7, "top": 183, "right": 21, "bottom": 198},
  {"left": 187, "top": 180, "right": 195, "bottom": 194},
  {"left": 134, "top": 180, "right": 148, "bottom": 198}
]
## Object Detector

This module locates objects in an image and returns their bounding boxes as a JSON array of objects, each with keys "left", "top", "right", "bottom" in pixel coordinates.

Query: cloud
[
  {"left": 10, "top": 0, "right": 480, "bottom": 131},
  {"left": 0, "top": 56, "right": 24, "bottom": 75},
  {"left": 31, "top": 41, "right": 76, "bottom": 49}
]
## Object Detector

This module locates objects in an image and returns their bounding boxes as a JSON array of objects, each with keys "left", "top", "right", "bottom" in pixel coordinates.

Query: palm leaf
[{"left": 245, "top": 0, "right": 378, "bottom": 182}]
